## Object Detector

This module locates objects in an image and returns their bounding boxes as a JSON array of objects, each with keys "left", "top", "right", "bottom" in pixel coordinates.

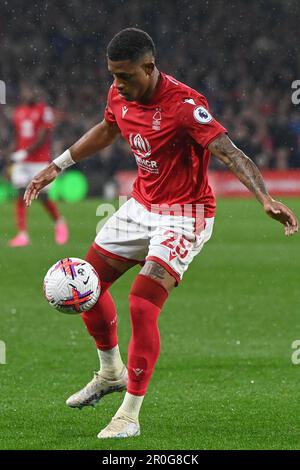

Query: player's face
[
  {"left": 107, "top": 57, "right": 155, "bottom": 102},
  {"left": 20, "top": 85, "right": 36, "bottom": 105}
]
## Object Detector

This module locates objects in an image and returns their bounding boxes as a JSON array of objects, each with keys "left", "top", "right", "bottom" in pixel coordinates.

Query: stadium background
[{"left": 0, "top": 0, "right": 300, "bottom": 450}]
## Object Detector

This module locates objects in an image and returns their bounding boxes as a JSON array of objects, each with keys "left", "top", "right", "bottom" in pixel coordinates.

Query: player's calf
[{"left": 127, "top": 272, "right": 169, "bottom": 396}]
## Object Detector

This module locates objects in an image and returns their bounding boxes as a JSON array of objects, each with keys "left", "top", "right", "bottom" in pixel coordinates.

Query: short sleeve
[
  {"left": 104, "top": 85, "right": 117, "bottom": 125},
  {"left": 180, "top": 95, "right": 227, "bottom": 148},
  {"left": 41, "top": 105, "right": 54, "bottom": 130}
]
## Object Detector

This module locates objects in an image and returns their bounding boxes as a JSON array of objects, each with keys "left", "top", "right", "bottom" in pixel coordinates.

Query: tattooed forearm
[{"left": 208, "top": 134, "right": 271, "bottom": 205}]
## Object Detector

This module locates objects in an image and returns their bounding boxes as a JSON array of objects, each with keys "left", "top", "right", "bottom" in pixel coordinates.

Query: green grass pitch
[{"left": 0, "top": 197, "right": 300, "bottom": 450}]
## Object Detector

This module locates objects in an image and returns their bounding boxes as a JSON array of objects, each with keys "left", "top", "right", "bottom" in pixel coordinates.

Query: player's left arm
[{"left": 208, "top": 133, "right": 298, "bottom": 236}]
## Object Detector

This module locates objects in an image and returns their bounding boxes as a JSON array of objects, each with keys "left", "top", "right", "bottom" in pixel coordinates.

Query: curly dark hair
[{"left": 107, "top": 27, "right": 156, "bottom": 62}]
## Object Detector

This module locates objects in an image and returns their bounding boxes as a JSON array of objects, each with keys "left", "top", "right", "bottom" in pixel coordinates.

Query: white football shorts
[
  {"left": 94, "top": 198, "right": 214, "bottom": 284},
  {"left": 11, "top": 162, "right": 49, "bottom": 191}
]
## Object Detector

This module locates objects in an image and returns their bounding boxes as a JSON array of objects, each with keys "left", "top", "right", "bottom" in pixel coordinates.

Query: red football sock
[
  {"left": 128, "top": 274, "right": 169, "bottom": 396},
  {"left": 16, "top": 196, "right": 26, "bottom": 232},
  {"left": 82, "top": 289, "right": 118, "bottom": 350},
  {"left": 81, "top": 245, "right": 123, "bottom": 350},
  {"left": 42, "top": 199, "right": 60, "bottom": 221}
]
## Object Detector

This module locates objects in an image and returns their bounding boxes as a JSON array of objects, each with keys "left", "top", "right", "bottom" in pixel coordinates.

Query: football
[{"left": 43, "top": 257, "right": 100, "bottom": 314}]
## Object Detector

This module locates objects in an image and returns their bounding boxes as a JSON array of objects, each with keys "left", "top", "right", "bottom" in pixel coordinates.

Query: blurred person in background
[{"left": 8, "top": 83, "right": 68, "bottom": 247}]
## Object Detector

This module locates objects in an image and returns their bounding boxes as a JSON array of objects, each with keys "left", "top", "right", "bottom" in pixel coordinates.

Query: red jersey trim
[
  {"left": 132, "top": 193, "right": 215, "bottom": 218},
  {"left": 104, "top": 117, "right": 117, "bottom": 126},
  {"left": 204, "top": 130, "right": 227, "bottom": 149},
  {"left": 92, "top": 242, "right": 143, "bottom": 265}
]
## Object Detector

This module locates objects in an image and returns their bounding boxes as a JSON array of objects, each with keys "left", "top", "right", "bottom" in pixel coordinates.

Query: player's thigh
[
  {"left": 98, "top": 251, "right": 138, "bottom": 274},
  {"left": 146, "top": 217, "right": 215, "bottom": 285},
  {"left": 140, "top": 260, "right": 176, "bottom": 293},
  {"left": 95, "top": 198, "right": 148, "bottom": 263},
  {"left": 85, "top": 244, "right": 138, "bottom": 293}
]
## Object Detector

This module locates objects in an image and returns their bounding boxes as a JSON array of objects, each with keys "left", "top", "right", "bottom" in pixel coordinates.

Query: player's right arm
[
  {"left": 208, "top": 133, "right": 298, "bottom": 236},
  {"left": 180, "top": 95, "right": 298, "bottom": 236},
  {"left": 24, "top": 119, "right": 120, "bottom": 206}
]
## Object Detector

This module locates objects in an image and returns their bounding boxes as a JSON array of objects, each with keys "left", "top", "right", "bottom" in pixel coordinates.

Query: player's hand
[
  {"left": 24, "top": 163, "right": 61, "bottom": 206},
  {"left": 10, "top": 149, "right": 28, "bottom": 162},
  {"left": 263, "top": 199, "right": 298, "bottom": 236}
]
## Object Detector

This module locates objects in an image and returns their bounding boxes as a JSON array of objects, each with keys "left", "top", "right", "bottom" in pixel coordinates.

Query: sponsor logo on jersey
[
  {"left": 20, "top": 119, "right": 35, "bottom": 138},
  {"left": 129, "top": 133, "right": 151, "bottom": 158},
  {"left": 152, "top": 109, "right": 162, "bottom": 130},
  {"left": 129, "top": 133, "right": 159, "bottom": 174},
  {"left": 122, "top": 105, "right": 128, "bottom": 118},
  {"left": 134, "top": 154, "right": 159, "bottom": 173},
  {"left": 193, "top": 105, "right": 213, "bottom": 124}
]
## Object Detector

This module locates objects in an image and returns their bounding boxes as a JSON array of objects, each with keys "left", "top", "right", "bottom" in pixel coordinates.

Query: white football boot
[
  {"left": 66, "top": 366, "right": 128, "bottom": 409},
  {"left": 97, "top": 414, "right": 140, "bottom": 439}
]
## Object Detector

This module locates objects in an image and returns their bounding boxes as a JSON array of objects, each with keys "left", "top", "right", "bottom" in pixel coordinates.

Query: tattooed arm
[{"left": 208, "top": 133, "right": 298, "bottom": 236}]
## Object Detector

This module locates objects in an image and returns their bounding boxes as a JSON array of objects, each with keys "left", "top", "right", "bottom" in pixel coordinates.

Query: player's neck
[{"left": 138, "top": 69, "right": 161, "bottom": 105}]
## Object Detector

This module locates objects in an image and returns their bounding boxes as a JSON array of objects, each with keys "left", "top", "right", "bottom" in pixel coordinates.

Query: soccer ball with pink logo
[{"left": 43, "top": 258, "right": 100, "bottom": 314}]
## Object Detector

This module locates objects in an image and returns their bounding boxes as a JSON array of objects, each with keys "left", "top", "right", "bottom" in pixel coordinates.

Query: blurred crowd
[{"left": 1, "top": 0, "right": 300, "bottom": 193}]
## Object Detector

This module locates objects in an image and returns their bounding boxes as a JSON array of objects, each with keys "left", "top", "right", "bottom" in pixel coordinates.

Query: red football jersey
[
  {"left": 104, "top": 72, "right": 227, "bottom": 217},
  {"left": 13, "top": 102, "right": 54, "bottom": 162}
]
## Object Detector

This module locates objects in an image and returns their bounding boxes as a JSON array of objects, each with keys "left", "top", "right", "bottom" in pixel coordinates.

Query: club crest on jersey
[
  {"left": 193, "top": 106, "right": 212, "bottom": 124},
  {"left": 152, "top": 109, "right": 162, "bottom": 130},
  {"left": 129, "top": 133, "right": 152, "bottom": 159}
]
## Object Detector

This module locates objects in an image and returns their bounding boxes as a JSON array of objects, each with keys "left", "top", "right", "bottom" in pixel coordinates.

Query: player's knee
[
  {"left": 140, "top": 261, "right": 177, "bottom": 293},
  {"left": 129, "top": 274, "right": 169, "bottom": 309}
]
